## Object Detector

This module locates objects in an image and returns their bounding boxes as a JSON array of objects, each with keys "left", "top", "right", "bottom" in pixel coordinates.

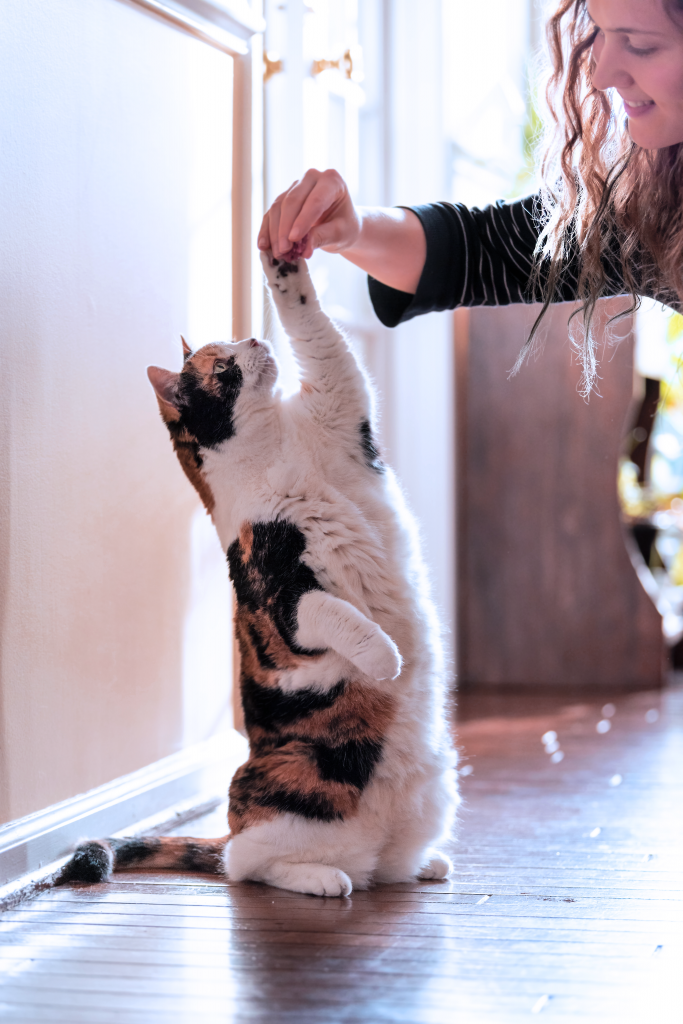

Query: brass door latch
[
  {"left": 311, "top": 46, "right": 363, "bottom": 82},
  {"left": 263, "top": 51, "right": 284, "bottom": 83}
]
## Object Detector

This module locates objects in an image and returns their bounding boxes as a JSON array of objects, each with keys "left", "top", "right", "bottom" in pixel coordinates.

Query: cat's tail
[{"left": 55, "top": 835, "right": 229, "bottom": 885}]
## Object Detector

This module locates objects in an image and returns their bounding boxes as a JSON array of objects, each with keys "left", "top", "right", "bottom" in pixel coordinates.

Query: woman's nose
[{"left": 592, "top": 36, "right": 634, "bottom": 92}]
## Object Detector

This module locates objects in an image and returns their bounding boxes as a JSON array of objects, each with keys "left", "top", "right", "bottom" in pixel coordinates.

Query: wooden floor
[{"left": 1, "top": 685, "right": 682, "bottom": 1023}]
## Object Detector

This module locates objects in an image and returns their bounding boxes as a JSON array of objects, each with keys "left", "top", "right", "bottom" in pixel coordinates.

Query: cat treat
[
  {"left": 59, "top": 253, "right": 458, "bottom": 897},
  {"left": 279, "top": 234, "right": 309, "bottom": 262}
]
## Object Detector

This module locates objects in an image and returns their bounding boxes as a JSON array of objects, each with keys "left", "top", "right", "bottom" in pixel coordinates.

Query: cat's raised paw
[
  {"left": 353, "top": 629, "right": 402, "bottom": 681},
  {"left": 417, "top": 851, "right": 452, "bottom": 880},
  {"left": 260, "top": 249, "right": 313, "bottom": 314}
]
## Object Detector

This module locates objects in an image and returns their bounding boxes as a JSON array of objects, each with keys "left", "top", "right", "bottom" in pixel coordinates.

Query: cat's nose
[{"left": 249, "top": 338, "right": 260, "bottom": 348}]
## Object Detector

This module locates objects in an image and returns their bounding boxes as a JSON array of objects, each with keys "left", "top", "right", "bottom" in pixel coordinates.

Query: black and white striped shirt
[{"left": 368, "top": 194, "right": 679, "bottom": 327}]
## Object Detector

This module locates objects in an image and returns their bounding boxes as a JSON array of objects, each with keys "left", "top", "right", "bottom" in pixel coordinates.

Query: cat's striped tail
[{"left": 55, "top": 835, "right": 229, "bottom": 884}]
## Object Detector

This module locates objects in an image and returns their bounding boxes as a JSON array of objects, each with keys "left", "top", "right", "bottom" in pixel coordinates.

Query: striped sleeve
[{"left": 368, "top": 194, "right": 590, "bottom": 327}]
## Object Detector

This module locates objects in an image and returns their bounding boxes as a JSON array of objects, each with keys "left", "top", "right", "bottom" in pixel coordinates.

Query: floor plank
[{"left": 1, "top": 685, "right": 682, "bottom": 1022}]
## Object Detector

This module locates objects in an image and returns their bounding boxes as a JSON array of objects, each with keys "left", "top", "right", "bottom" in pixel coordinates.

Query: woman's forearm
[{"left": 342, "top": 207, "right": 426, "bottom": 295}]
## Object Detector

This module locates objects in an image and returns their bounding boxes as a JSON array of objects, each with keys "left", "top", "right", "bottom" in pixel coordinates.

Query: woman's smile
[{"left": 621, "top": 96, "right": 656, "bottom": 117}]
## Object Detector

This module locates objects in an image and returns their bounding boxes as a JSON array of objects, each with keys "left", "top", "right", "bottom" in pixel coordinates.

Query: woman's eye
[
  {"left": 214, "top": 361, "right": 228, "bottom": 373},
  {"left": 625, "top": 40, "right": 658, "bottom": 57}
]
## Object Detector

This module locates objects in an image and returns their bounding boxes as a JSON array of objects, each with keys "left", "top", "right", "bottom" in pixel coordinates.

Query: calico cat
[{"left": 59, "top": 253, "right": 458, "bottom": 897}]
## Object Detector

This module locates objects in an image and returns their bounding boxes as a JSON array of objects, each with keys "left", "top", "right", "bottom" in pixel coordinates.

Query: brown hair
[{"left": 523, "top": 0, "right": 683, "bottom": 395}]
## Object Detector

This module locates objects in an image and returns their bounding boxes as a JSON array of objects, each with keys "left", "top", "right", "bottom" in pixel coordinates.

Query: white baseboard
[{"left": 0, "top": 729, "right": 248, "bottom": 901}]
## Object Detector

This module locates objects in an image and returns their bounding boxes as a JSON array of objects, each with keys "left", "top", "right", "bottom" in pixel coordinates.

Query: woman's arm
[
  {"left": 342, "top": 207, "right": 426, "bottom": 294},
  {"left": 258, "top": 168, "right": 426, "bottom": 294},
  {"left": 260, "top": 170, "right": 644, "bottom": 329}
]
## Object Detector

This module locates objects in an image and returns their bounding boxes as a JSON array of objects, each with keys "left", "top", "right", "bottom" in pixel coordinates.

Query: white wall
[{"left": 0, "top": 0, "right": 236, "bottom": 822}]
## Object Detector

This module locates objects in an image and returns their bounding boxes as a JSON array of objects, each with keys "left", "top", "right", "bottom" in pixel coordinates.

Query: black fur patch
[
  {"left": 253, "top": 786, "right": 344, "bottom": 821},
  {"left": 230, "top": 760, "right": 344, "bottom": 822},
  {"left": 170, "top": 357, "right": 244, "bottom": 449},
  {"left": 180, "top": 842, "right": 223, "bottom": 874},
  {"left": 109, "top": 837, "right": 161, "bottom": 867},
  {"left": 359, "top": 420, "right": 384, "bottom": 473},
  {"left": 241, "top": 676, "right": 346, "bottom": 731},
  {"left": 172, "top": 436, "right": 204, "bottom": 471},
  {"left": 314, "top": 738, "right": 383, "bottom": 789},
  {"left": 228, "top": 520, "right": 323, "bottom": 653},
  {"left": 227, "top": 516, "right": 392, "bottom": 831},
  {"left": 277, "top": 262, "right": 298, "bottom": 278},
  {"left": 247, "top": 624, "right": 278, "bottom": 670},
  {"left": 56, "top": 841, "right": 113, "bottom": 885}
]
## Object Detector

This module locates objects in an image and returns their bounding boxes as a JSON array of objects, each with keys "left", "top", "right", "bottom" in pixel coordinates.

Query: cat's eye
[{"left": 214, "top": 361, "right": 228, "bottom": 373}]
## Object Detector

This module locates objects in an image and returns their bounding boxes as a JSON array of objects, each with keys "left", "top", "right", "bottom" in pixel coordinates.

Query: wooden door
[{"left": 456, "top": 300, "right": 663, "bottom": 689}]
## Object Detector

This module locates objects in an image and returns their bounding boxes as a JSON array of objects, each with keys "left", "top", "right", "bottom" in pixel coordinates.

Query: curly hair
[{"left": 524, "top": 0, "right": 683, "bottom": 394}]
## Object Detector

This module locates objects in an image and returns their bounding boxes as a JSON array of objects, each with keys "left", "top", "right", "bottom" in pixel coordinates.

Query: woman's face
[{"left": 589, "top": 0, "right": 683, "bottom": 148}]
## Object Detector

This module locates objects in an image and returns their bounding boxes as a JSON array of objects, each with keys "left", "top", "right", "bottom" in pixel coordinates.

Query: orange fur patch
[
  {"left": 185, "top": 345, "right": 236, "bottom": 399},
  {"left": 228, "top": 742, "right": 362, "bottom": 835},
  {"left": 238, "top": 522, "right": 254, "bottom": 562},
  {"left": 235, "top": 606, "right": 308, "bottom": 682},
  {"left": 229, "top": 683, "right": 396, "bottom": 835},
  {"left": 227, "top": 517, "right": 396, "bottom": 836},
  {"left": 172, "top": 437, "right": 215, "bottom": 514}
]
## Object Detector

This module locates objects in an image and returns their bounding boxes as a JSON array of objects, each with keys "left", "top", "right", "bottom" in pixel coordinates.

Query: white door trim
[{"left": 123, "top": 0, "right": 265, "bottom": 55}]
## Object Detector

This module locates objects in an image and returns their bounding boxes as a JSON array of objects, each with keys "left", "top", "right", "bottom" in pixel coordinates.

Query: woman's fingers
[
  {"left": 289, "top": 175, "right": 341, "bottom": 238},
  {"left": 259, "top": 169, "right": 358, "bottom": 258},
  {"left": 258, "top": 187, "right": 289, "bottom": 253},
  {"left": 277, "top": 170, "right": 325, "bottom": 255},
  {"left": 291, "top": 175, "right": 359, "bottom": 253},
  {"left": 257, "top": 209, "right": 272, "bottom": 251},
  {"left": 257, "top": 210, "right": 271, "bottom": 250}
]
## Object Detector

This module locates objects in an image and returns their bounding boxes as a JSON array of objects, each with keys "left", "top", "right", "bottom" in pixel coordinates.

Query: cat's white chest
[{"left": 202, "top": 441, "right": 318, "bottom": 552}]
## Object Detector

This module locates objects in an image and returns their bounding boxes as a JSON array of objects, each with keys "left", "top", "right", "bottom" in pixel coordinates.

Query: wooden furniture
[{"left": 455, "top": 301, "right": 663, "bottom": 689}]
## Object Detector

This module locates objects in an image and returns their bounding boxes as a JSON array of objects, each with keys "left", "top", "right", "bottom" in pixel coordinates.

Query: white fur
[{"left": 203, "top": 253, "right": 458, "bottom": 896}]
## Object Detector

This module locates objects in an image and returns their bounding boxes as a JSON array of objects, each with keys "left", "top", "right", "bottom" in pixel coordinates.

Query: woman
[{"left": 258, "top": 0, "right": 683, "bottom": 395}]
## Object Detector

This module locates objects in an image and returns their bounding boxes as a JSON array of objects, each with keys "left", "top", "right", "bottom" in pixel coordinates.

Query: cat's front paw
[
  {"left": 260, "top": 249, "right": 314, "bottom": 312},
  {"left": 353, "top": 628, "right": 402, "bottom": 681}
]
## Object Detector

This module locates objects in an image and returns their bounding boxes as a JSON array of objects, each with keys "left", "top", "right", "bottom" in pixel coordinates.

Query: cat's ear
[
  {"left": 147, "top": 366, "right": 181, "bottom": 422},
  {"left": 181, "top": 336, "right": 192, "bottom": 363}
]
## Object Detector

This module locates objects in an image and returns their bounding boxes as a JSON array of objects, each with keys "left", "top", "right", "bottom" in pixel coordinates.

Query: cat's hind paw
[
  {"left": 417, "top": 851, "right": 452, "bottom": 880},
  {"left": 260, "top": 861, "right": 353, "bottom": 897},
  {"left": 303, "top": 865, "right": 353, "bottom": 897}
]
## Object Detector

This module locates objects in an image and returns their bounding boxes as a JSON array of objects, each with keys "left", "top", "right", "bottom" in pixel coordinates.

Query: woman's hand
[
  {"left": 259, "top": 167, "right": 427, "bottom": 294},
  {"left": 258, "top": 168, "right": 361, "bottom": 260}
]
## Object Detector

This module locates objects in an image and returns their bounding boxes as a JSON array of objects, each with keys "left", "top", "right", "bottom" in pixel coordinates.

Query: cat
[{"left": 58, "top": 252, "right": 458, "bottom": 897}]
